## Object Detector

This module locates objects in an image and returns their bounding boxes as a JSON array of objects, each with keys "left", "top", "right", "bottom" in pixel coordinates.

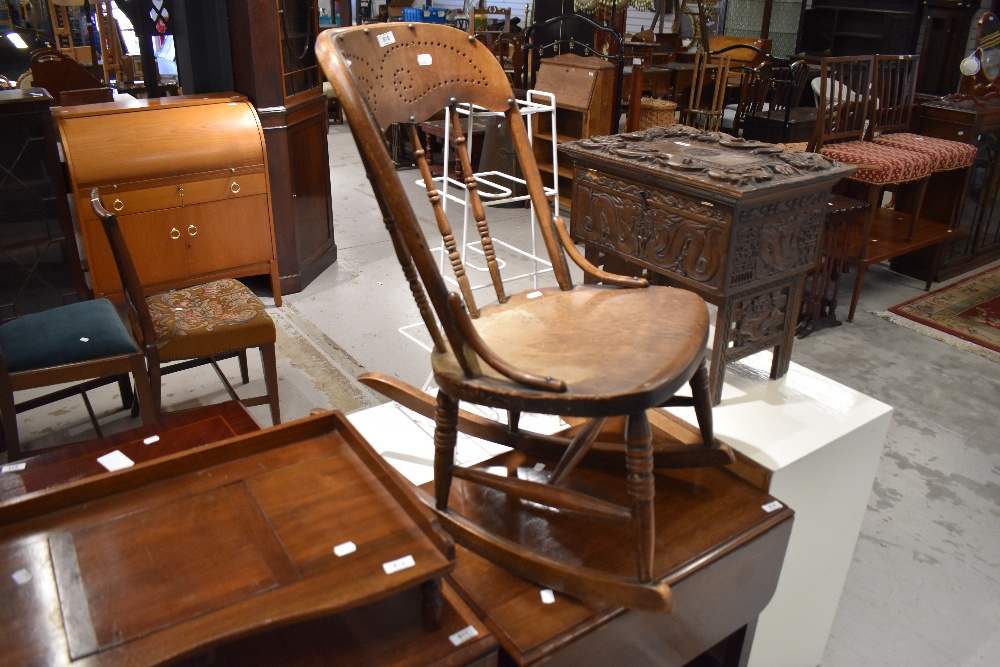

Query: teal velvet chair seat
[{"left": 0, "top": 300, "right": 156, "bottom": 461}]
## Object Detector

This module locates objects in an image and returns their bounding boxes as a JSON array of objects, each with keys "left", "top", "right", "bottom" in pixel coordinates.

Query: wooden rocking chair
[{"left": 316, "top": 24, "right": 733, "bottom": 612}]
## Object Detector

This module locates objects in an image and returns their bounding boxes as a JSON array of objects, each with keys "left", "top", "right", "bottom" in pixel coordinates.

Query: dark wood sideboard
[
  {"left": 891, "top": 99, "right": 1000, "bottom": 282},
  {"left": 561, "top": 126, "right": 855, "bottom": 402},
  {"left": 226, "top": 0, "right": 339, "bottom": 295}
]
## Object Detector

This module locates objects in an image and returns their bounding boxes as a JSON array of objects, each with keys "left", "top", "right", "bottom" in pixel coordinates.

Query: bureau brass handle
[
  {"left": 112, "top": 198, "right": 124, "bottom": 212},
  {"left": 188, "top": 224, "right": 198, "bottom": 236},
  {"left": 230, "top": 181, "right": 240, "bottom": 194},
  {"left": 169, "top": 227, "right": 181, "bottom": 240}
]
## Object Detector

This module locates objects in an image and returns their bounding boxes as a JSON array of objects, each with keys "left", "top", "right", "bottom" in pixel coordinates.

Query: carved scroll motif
[
  {"left": 574, "top": 182, "right": 725, "bottom": 288},
  {"left": 729, "top": 210, "right": 823, "bottom": 288}
]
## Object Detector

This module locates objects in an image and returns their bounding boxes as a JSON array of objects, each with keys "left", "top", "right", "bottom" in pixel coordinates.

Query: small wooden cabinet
[
  {"left": 54, "top": 94, "right": 282, "bottom": 304},
  {"left": 532, "top": 54, "right": 616, "bottom": 207}
]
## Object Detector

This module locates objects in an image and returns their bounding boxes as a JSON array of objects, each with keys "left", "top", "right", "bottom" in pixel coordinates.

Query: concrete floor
[{"left": 8, "top": 124, "right": 999, "bottom": 666}]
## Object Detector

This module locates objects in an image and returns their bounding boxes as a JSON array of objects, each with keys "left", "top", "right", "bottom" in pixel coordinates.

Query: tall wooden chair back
[
  {"left": 810, "top": 55, "right": 873, "bottom": 151},
  {"left": 683, "top": 51, "right": 731, "bottom": 131},
  {"left": 870, "top": 54, "right": 920, "bottom": 137},
  {"left": 738, "top": 59, "right": 812, "bottom": 143},
  {"left": 316, "top": 23, "right": 732, "bottom": 611}
]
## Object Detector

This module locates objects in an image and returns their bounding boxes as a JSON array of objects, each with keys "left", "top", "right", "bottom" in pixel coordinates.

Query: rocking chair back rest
[
  {"left": 812, "top": 55, "right": 874, "bottom": 151},
  {"left": 316, "top": 24, "right": 573, "bottom": 377},
  {"left": 870, "top": 54, "right": 920, "bottom": 137}
]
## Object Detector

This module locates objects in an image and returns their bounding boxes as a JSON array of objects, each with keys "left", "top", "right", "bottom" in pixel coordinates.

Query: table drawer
[{"left": 80, "top": 171, "right": 268, "bottom": 222}]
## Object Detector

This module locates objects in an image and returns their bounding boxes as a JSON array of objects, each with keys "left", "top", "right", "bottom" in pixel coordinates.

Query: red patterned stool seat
[
  {"left": 819, "top": 140, "right": 935, "bottom": 185},
  {"left": 145, "top": 278, "right": 276, "bottom": 362},
  {"left": 871, "top": 132, "right": 978, "bottom": 172}
]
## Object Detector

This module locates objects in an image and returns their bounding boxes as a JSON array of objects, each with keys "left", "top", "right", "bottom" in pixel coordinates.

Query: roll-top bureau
[{"left": 54, "top": 94, "right": 282, "bottom": 306}]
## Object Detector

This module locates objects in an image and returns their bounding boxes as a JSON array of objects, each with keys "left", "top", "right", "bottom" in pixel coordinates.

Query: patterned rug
[{"left": 877, "top": 265, "right": 1000, "bottom": 361}]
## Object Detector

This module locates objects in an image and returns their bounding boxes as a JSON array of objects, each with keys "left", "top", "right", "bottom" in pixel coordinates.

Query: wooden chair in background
[
  {"left": 735, "top": 59, "right": 814, "bottom": 143},
  {"left": 29, "top": 47, "right": 113, "bottom": 106},
  {"left": 682, "top": 51, "right": 730, "bottom": 131},
  {"left": 810, "top": 55, "right": 938, "bottom": 322},
  {"left": 90, "top": 191, "right": 281, "bottom": 426},
  {"left": 317, "top": 23, "right": 732, "bottom": 612}
]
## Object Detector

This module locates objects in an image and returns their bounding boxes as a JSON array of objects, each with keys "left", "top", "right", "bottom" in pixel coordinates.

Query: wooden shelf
[{"left": 845, "top": 208, "right": 956, "bottom": 265}]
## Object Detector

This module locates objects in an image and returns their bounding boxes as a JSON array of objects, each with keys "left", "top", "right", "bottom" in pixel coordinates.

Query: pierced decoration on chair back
[{"left": 331, "top": 26, "right": 514, "bottom": 130}]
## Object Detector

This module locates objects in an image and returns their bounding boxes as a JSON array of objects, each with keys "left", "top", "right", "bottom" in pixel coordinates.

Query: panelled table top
[{"left": 0, "top": 411, "right": 453, "bottom": 666}]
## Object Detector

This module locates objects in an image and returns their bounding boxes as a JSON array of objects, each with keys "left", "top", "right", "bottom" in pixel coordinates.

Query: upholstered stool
[
  {"left": 819, "top": 140, "right": 936, "bottom": 185},
  {"left": 871, "top": 133, "right": 977, "bottom": 172}
]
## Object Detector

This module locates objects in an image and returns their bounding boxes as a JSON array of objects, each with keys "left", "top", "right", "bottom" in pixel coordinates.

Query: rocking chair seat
[{"left": 432, "top": 285, "right": 709, "bottom": 417}]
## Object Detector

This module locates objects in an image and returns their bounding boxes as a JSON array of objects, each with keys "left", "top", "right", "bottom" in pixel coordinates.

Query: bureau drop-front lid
[{"left": 559, "top": 125, "right": 855, "bottom": 200}]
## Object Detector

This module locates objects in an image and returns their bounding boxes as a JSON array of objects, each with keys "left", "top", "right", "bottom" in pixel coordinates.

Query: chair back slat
[
  {"left": 871, "top": 55, "right": 919, "bottom": 136},
  {"left": 89, "top": 190, "right": 160, "bottom": 364},
  {"left": 317, "top": 24, "right": 574, "bottom": 379},
  {"left": 812, "top": 55, "right": 874, "bottom": 150}
]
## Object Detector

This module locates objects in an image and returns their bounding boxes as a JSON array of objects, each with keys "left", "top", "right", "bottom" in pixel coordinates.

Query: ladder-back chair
[
  {"left": 867, "top": 55, "right": 977, "bottom": 247},
  {"left": 316, "top": 24, "right": 732, "bottom": 611},
  {"left": 811, "top": 56, "right": 937, "bottom": 322},
  {"left": 683, "top": 51, "right": 731, "bottom": 132}
]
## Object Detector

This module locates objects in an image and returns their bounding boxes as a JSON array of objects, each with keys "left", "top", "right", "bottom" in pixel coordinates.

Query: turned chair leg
[
  {"left": 433, "top": 391, "right": 460, "bottom": 512},
  {"left": 626, "top": 410, "right": 655, "bottom": 583}
]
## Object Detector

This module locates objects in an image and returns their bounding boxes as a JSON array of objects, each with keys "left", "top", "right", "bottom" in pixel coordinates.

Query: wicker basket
[{"left": 638, "top": 98, "right": 678, "bottom": 130}]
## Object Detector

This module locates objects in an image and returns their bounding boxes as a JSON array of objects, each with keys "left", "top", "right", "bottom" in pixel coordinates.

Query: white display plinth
[{"left": 347, "top": 350, "right": 892, "bottom": 667}]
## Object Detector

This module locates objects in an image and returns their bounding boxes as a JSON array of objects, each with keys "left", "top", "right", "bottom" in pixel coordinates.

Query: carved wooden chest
[
  {"left": 54, "top": 94, "right": 281, "bottom": 305},
  {"left": 561, "top": 126, "right": 855, "bottom": 401}
]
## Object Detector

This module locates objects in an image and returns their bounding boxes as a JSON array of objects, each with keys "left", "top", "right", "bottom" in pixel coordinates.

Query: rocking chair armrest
[
  {"left": 553, "top": 216, "right": 649, "bottom": 288},
  {"left": 447, "top": 293, "right": 567, "bottom": 393}
]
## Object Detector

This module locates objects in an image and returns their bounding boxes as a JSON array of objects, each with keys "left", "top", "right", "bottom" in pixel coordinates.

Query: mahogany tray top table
[
  {"left": 561, "top": 125, "right": 855, "bottom": 402},
  {"left": 0, "top": 411, "right": 454, "bottom": 666}
]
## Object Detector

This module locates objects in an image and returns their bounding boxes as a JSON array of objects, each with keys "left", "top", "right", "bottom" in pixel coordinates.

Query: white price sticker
[
  {"left": 382, "top": 554, "right": 416, "bottom": 574},
  {"left": 448, "top": 625, "right": 479, "bottom": 646},
  {"left": 418, "top": 53, "right": 432, "bottom": 66},
  {"left": 540, "top": 588, "right": 556, "bottom": 604},
  {"left": 526, "top": 291, "right": 543, "bottom": 299},
  {"left": 97, "top": 450, "right": 134, "bottom": 472},
  {"left": 762, "top": 500, "right": 783, "bottom": 513},
  {"left": 143, "top": 435, "right": 160, "bottom": 445},
  {"left": 11, "top": 569, "right": 31, "bottom": 585},
  {"left": 334, "top": 541, "right": 357, "bottom": 557},
  {"left": 1, "top": 462, "right": 26, "bottom": 473},
  {"left": 377, "top": 32, "right": 396, "bottom": 48}
]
